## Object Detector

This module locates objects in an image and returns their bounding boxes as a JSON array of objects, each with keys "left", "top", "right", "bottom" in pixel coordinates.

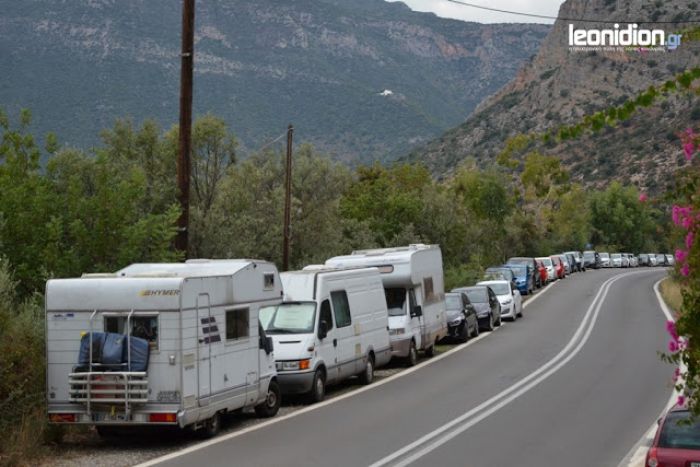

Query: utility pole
[
  {"left": 282, "top": 124, "right": 294, "bottom": 271},
  {"left": 175, "top": 0, "right": 195, "bottom": 255}
]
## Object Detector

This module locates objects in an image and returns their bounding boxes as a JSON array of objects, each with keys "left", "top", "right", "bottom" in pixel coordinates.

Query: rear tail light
[
  {"left": 49, "top": 413, "right": 76, "bottom": 423},
  {"left": 149, "top": 413, "right": 177, "bottom": 423},
  {"left": 646, "top": 447, "right": 658, "bottom": 467}
]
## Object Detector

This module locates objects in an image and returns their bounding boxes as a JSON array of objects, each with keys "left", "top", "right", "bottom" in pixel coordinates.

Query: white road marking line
[
  {"left": 618, "top": 277, "right": 679, "bottom": 467},
  {"left": 369, "top": 270, "right": 654, "bottom": 467},
  {"left": 137, "top": 279, "right": 563, "bottom": 466}
]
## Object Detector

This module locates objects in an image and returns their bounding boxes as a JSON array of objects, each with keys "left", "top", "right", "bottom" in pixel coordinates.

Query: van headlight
[
  {"left": 276, "top": 359, "right": 311, "bottom": 371},
  {"left": 502, "top": 299, "right": 512, "bottom": 305},
  {"left": 389, "top": 328, "right": 406, "bottom": 336}
]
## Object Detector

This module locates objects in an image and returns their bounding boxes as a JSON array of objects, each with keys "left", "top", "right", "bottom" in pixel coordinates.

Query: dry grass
[{"left": 660, "top": 277, "right": 683, "bottom": 315}]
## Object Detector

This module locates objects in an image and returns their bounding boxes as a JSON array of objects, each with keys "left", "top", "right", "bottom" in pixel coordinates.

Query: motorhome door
[
  {"left": 409, "top": 288, "right": 424, "bottom": 350},
  {"left": 197, "top": 293, "right": 212, "bottom": 406}
]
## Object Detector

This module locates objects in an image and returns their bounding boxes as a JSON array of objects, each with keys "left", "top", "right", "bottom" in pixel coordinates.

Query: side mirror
[
  {"left": 264, "top": 336, "right": 274, "bottom": 355},
  {"left": 318, "top": 320, "right": 328, "bottom": 340},
  {"left": 412, "top": 305, "right": 423, "bottom": 317}
]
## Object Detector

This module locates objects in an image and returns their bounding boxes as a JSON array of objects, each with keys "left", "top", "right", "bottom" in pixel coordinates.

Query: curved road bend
[{"left": 143, "top": 268, "right": 671, "bottom": 467}]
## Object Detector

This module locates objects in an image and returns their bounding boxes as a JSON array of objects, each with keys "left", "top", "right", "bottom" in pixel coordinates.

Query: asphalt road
[{"left": 143, "top": 268, "right": 672, "bottom": 467}]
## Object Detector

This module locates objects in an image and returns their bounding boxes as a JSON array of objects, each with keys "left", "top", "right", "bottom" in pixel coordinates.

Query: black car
[
  {"left": 638, "top": 253, "right": 650, "bottom": 266},
  {"left": 582, "top": 250, "right": 601, "bottom": 269},
  {"left": 506, "top": 257, "right": 541, "bottom": 289},
  {"left": 443, "top": 292, "right": 479, "bottom": 342},
  {"left": 452, "top": 285, "right": 502, "bottom": 331}
]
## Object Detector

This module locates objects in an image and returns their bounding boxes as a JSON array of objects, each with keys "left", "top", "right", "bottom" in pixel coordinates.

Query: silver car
[
  {"left": 599, "top": 252, "right": 611, "bottom": 267},
  {"left": 611, "top": 253, "right": 623, "bottom": 267}
]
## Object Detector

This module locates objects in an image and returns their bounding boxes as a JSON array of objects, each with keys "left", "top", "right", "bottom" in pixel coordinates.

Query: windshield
[
  {"left": 260, "top": 302, "right": 316, "bottom": 334},
  {"left": 508, "top": 258, "right": 530, "bottom": 266},
  {"left": 659, "top": 411, "right": 700, "bottom": 450},
  {"left": 583, "top": 251, "right": 594, "bottom": 259},
  {"left": 600, "top": 253, "right": 610, "bottom": 259},
  {"left": 445, "top": 294, "right": 462, "bottom": 310},
  {"left": 464, "top": 288, "right": 488, "bottom": 303},
  {"left": 611, "top": 253, "right": 621, "bottom": 259},
  {"left": 384, "top": 288, "right": 407, "bottom": 317},
  {"left": 483, "top": 283, "right": 510, "bottom": 295},
  {"left": 509, "top": 266, "right": 527, "bottom": 277}
]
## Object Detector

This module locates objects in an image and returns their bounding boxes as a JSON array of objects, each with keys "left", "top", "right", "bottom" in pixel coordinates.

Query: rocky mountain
[
  {"left": 409, "top": 0, "right": 700, "bottom": 193},
  {"left": 0, "top": 0, "right": 548, "bottom": 163}
]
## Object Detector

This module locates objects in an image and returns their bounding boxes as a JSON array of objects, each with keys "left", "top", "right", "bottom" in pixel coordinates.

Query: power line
[{"left": 445, "top": 0, "right": 700, "bottom": 24}]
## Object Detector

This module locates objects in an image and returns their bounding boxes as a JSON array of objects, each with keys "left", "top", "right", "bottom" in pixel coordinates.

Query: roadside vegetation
[
  {"left": 0, "top": 104, "right": 676, "bottom": 465},
  {"left": 660, "top": 277, "right": 684, "bottom": 314}
]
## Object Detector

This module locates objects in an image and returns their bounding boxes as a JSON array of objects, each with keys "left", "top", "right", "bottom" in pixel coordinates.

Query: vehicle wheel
[
  {"left": 472, "top": 321, "right": 480, "bottom": 337},
  {"left": 458, "top": 324, "right": 469, "bottom": 343},
  {"left": 255, "top": 380, "right": 281, "bottom": 418},
  {"left": 495, "top": 313, "right": 502, "bottom": 327},
  {"left": 484, "top": 313, "right": 495, "bottom": 332},
  {"left": 528, "top": 288, "right": 533, "bottom": 295},
  {"left": 202, "top": 412, "right": 221, "bottom": 438},
  {"left": 517, "top": 306, "right": 523, "bottom": 318},
  {"left": 308, "top": 369, "right": 326, "bottom": 403},
  {"left": 405, "top": 340, "right": 418, "bottom": 366},
  {"left": 424, "top": 344, "right": 435, "bottom": 358},
  {"left": 359, "top": 355, "right": 375, "bottom": 385}
]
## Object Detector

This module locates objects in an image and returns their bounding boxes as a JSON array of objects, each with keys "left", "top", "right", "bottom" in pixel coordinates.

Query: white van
[
  {"left": 260, "top": 267, "right": 391, "bottom": 403},
  {"left": 326, "top": 244, "right": 448, "bottom": 366},
  {"left": 46, "top": 259, "right": 283, "bottom": 437}
]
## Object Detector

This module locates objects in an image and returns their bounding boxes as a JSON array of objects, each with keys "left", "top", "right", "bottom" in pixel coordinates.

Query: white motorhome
[
  {"left": 260, "top": 266, "right": 391, "bottom": 402},
  {"left": 46, "top": 259, "right": 283, "bottom": 436},
  {"left": 326, "top": 244, "right": 448, "bottom": 366}
]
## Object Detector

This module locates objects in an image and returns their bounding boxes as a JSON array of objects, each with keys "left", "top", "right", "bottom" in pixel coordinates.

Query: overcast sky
[{"left": 385, "top": 0, "right": 564, "bottom": 24}]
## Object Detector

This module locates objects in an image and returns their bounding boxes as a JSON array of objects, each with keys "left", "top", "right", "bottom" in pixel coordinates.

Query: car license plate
[{"left": 92, "top": 412, "right": 128, "bottom": 422}]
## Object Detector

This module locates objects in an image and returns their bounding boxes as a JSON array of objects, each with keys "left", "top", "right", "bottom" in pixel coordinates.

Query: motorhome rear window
[
  {"left": 226, "top": 308, "right": 250, "bottom": 340},
  {"left": 423, "top": 277, "right": 435, "bottom": 303},
  {"left": 104, "top": 315, "right": 158, "bottom": 350},
  {"left": 331, "top": 291, "right": 351, "bottom": 328}
]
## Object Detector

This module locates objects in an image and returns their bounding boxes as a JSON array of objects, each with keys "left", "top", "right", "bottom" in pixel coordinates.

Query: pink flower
[
  {"left": 667, "top": 320, "right": 679, "bottom": 340},
  {"left": 678, "top": 394, "right": 686, "bottom": 406},
  {"left": 675, "top": 367, "right": 682, "bottom": 378},
  {"left": 676, "top": 249, "right": 688, "bottom": 263},
  {"left": 639, "top": 193, "right": 648, "bottom": 202},
  {"left": 670, "top": 340, "right": 679, "bottom": 352},
  {"left": 681, "top": 264, "right": 690, "bottom": 277},
  {"left": 687, "top": 231, "right": 695, "bottom": 250},
  {"left": 684, "top": 142, "right": 695, "bottom": 160}
]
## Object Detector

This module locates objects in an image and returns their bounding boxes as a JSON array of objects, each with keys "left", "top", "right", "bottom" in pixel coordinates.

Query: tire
[
  {"left": 484, "top": 313, "right": 495, "bottom": 332},
  {"left": 424, "top": 344, "right": 435, "bottom": 358},
  {"left": 495, "top": 312, "right": 502, "bottom": 327},
  {"left": 202, "top": 412, "right": 221, "bottom": 438},
  {"left": 406, "top": 340, "right": 418, "bottom": 367},
  {"left": 359, "top": 355, "right": 375, "bottom": 385},
  {"left": 472, "top": 321, "right": 480, "bottom": 337},
  {"left": 254, "top": 380, "right": 281, "bottom": 418},
  {"left": 308, "top": 369, "right": 326, "bottom": 404},
  {"left": 517, "top": 305, "right": 523, "bottom": 318},
  {"left": 458, "top": 323, "right": 468, "bottom": 343}
]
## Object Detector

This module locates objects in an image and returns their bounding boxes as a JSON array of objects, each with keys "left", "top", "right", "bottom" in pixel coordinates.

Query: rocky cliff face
[
  {"left": 0, "top": 0, "right": 548, "bottom": 162},
  {"left": 410, "top": 0, "right": 700, "bottom": 193}
]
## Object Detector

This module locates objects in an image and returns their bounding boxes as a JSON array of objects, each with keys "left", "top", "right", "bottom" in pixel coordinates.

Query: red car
[
  {"left": 535, "top": 259, "right": 548, "bottom": 286},
  {"left": 646, "top": 405, "right": 700, "bottom": 467},
  {"left": 550, "top": 255, "right": 566, "bottom": 279}
]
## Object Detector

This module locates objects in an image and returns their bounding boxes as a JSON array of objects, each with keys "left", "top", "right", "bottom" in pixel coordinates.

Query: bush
[{"left": 0, "top": 258, "right": 49, "bottom": 465}]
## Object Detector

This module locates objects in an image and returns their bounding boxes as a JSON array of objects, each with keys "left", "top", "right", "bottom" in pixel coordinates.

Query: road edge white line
[
  {"left": 617, "top": 276, "right": 678, "bottom": 467},
  {"left": 369, "top": 270, "right": 651, "bottom": 467},
  {"left": 135, "top": 275, "right": 561, "bottom": 466}
]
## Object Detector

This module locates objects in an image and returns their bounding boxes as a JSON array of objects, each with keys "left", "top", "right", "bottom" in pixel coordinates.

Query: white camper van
[
  {"left": 326, "top": 244, "right": 448, "bottom": 366},
  {"left": 259, "top": 267, "right": 391, "bottom": 402},
  {"left": 46, "top": 259, "right": 283, "bottom": 436}
]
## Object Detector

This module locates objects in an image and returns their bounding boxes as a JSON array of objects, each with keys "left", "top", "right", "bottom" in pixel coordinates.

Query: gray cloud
[{"left": 385, "top": 0, "right": 563, "bottom": 24}]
